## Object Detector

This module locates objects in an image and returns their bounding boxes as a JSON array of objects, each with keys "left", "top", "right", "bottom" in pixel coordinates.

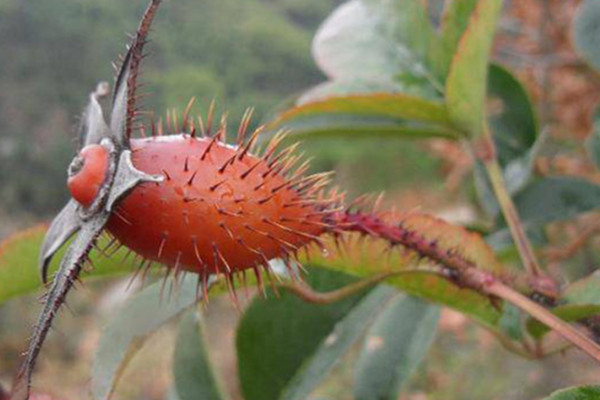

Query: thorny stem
[{"left": 477, "top": 130, "right": 544, "bottom": 279}]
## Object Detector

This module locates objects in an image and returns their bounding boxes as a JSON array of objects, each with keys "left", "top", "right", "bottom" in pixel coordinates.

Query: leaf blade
[
  {"left": 92, "top": 278, "right": 212, "bottom": 400},
  {"left": 280, "top": 286, "right": 396, "bottom": 400},
  {"left": 446, "top": 0, "right": 503, "bottom": 136},
  {"left": 173, "top": 310, "right": 228, "bottom": 400},
  {"left": 353, "top": 296, "right": 439, "bottom": 400}
]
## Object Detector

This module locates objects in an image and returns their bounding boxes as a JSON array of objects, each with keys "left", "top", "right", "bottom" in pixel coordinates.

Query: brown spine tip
[
  {"left": 201, "top": 135, "right": 218, "bottom": 160},
  {"left": 187, "top": 170, "right": 198, "bottom": 186},
  {"left": 209, "top": 178, "right": 228, "bottom": 192}
]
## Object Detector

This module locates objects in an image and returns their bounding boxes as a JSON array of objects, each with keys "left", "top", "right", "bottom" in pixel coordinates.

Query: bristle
[
  {"left": 237, "top": 126, "right": 264, "bottom": 161},
  {"left": 218, "top": 113, "right": 228, "bottom": 142},
  {"left": 201, "top": 135, "right": 219, "bottom": 160},
  {"left": 219, "top": 221, "right": 236, "bottom": 240},
  {"left": 150, "top": 112, "right": 157, "bottom": 136},
  {"left": 166, "top": 110, "right": 171, "bottom": 134},
  {"left": 182, "top": 97, "right": 196, "bottom": 132},
  {"left": 218, "top": 154, "right": 237, "bottom": 173},
  {"left": 252, "top": 265, "right": 266, "bottom": 296},
  {"left": 240, "top": 159, "right": 263, "bottom": 179},
  {"left": 186, "top": 170, "right": 198, "bottom": 186},
  {"left": 157, "top": 232, "right": 168, "bottom": 258},
  {"left": 262, "top": 130, "right": 289, "bottom": 161},
  {"left": 172, "top": 108, "right": 180, "bottom": 134},
  {"left": 197, "top": 115, "right": 207, "bottom": 137},
  {"left": 157, "top": 117, "right": 164, "bottom": 136},
  {"left": 236, "top": 108, "right": 254, "bottom": 145},
  {"left": 206, "top": 100, "right": 216, "bottom": 137},
  {"left": 263, "top": 218, "right": 320, "bottom": 241},
  {"left": 209, "top": 178, "right": 228, "bottom": 191}
]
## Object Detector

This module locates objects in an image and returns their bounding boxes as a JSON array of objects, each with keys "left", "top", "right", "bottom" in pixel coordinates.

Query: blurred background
[{"left": 1, "top": 0, "right": 600, "bottom": 399}]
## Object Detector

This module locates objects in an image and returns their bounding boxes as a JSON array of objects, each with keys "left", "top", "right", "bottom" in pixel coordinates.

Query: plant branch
[
  {"left": 477, "top": 131, "right": 544, "bottom": 279},
  {"left": 280, "top": 271, "right": 399, "bottom": 304},
  {"left": 485, "top": 280, "right": 600, "bottom": 364}
]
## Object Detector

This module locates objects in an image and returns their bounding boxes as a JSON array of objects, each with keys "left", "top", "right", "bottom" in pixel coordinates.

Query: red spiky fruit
[
  {"left": 67, "top": 144, "right": 110, "bottom": 208},
  {"left": 104, "top": 133, "right": 336, "bottom": 277}
]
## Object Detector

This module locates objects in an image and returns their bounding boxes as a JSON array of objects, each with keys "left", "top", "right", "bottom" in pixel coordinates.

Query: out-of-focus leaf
[
  {"left": 499, "top": 303, "right": 524, "bottom": 341},
  {"left": 271, "top": 114, "right": 459, "bottom": 141},
  {"left": 446, "top": 0, "right": 502, "bottom": 136},
  {"left": 488, "top": 64, "right": 538, "bottom": 169},
  {"left": 269, "top": 93, "right": 462, "bottom": 141},
  {"left": 439, "top": 0, "right": 478, "bottom": 76},
  {"left": 505, "top": 177, "right": 600, "bottom": 228},
  {"left": 297, "top": 79, "right": 435, "bottom": 105},
  {"left": 574, "top": 0, "right": 600, "bottom": 72},
  {"left": 527, "top": 271, "right": 600, "bottom": 338},
  {"left": 353, "top": 296, "right": 439, "bottom": 400},
  {"left": 236, "top": 267, "right": 384, "bottom": 400},
  {"left": 0, "top": 225, "right": 136, "bottom": 305},
  {"left": 312, "top": 0, "right": 442, "bottom": 85},
  {"left": 173, "top": 310, "right": 228, "bottom": 400},
  {"left": 268, "top": 93, "right": 458, "bottom": 138},
  {"left": 273, "top": 93, "right": 451, "bottom": 126},
  {"left": 280, "top": 286, "right": 396, "bottom": 400},
  {"left": 544, "top": 385, "right": 600, "bottom": 400},
  {"left": 92, "top": 277, "right": 213, "bottom": 400},
  {"left": 585, "top": 108, "right": 600, "bottom": 170}
]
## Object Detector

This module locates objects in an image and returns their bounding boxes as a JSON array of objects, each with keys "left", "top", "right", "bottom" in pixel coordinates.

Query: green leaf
[
  {"left": 474, "top": 64, "right": 540, "bottom": 216},
  {"left": 312, "top": 0, "right": 442, "bottom": 85},
  {"left": 0, "top": 225, "right": 136, "bottom": 306},
  {"left": 509, "top": 177, "right": 600, "bottom": 227},
  {"left": 275, "top": 93, "right": 451, "bottom": 126},
  {"left": 585, "top": 107, "right": 600, "bottom": 170},
  {"left": 487, "top": 64, "right": 539, "bottom": 168},
  {"left": 173, "top": 310, "right": 228, "bottom": 400},
  {"left": 527, "top": 271, "right": 600, "bottom": 338},
  {"left": 272, "top": 113, "right": 459, "bottom": 141},
  {"left": 280, "top": 286, "right": 396, "bottom": 400},
  {"left": 544, "top": 385, "right": 600, "bottom": 400},
  {"left": 353, "top": 296, "right": 439, "bottom": 400},
  {"left": 446, "top": 0, "right": 503, "bottom": 136},
  {"left": 439, "top": 0, "right": 478, "bottom": 77},
  {"left": 92, "top": 277, "right": 212, "bottom": 400},
  {"left": 574, "top": 0, "right": 600, "bottom": 72},
  {"left": 236, "top": 267, "right": 381, "bottom": 400},
  {"left": 268, "top": 93, "right": 461, "bottom": 141}
]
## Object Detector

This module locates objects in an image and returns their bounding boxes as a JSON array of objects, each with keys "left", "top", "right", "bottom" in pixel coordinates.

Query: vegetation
[{"left": 3, "top": 0, "right": 600, "bottom": 399}]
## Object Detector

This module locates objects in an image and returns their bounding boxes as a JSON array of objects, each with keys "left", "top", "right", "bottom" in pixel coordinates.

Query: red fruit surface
[
  {"left": 106, "top": 135, "right": 334, "bottom": 275},
  {"left": 67, "top": 144, "right": 110, "bottom": 208}
]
